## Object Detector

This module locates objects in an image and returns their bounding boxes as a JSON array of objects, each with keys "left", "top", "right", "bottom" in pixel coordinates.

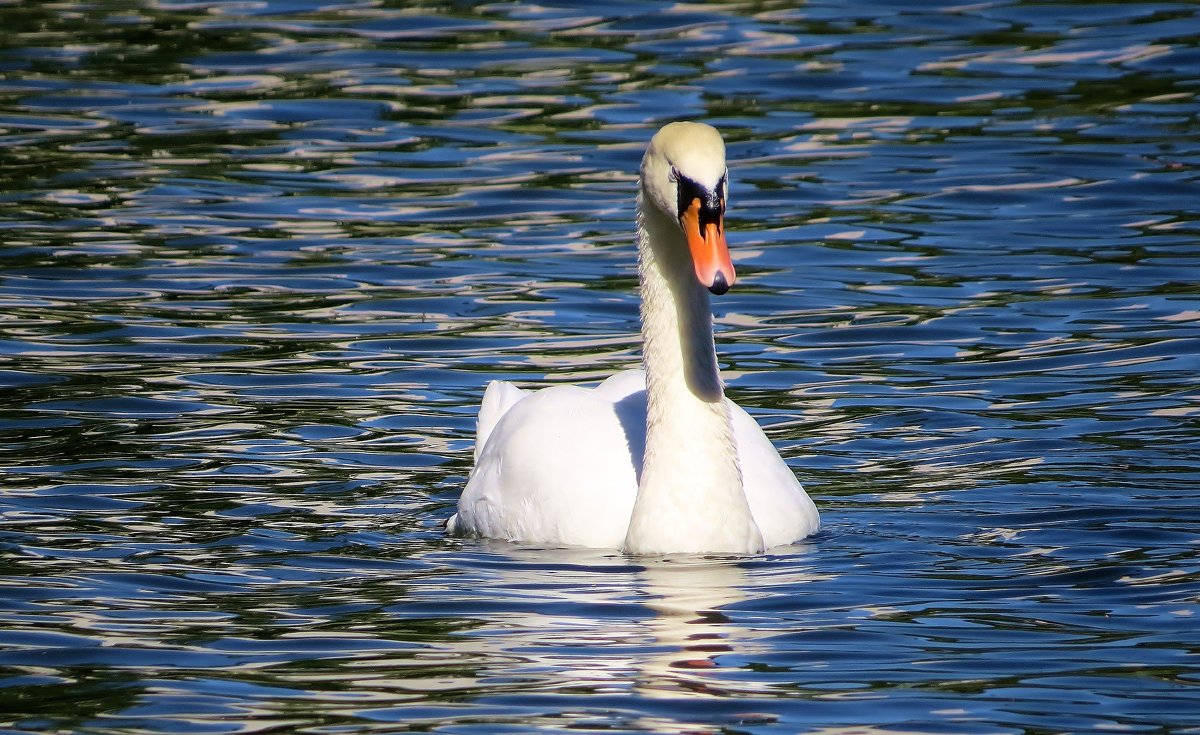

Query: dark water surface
[{"left": 2, "top": 1, "right": 1199, "bottom": 733}]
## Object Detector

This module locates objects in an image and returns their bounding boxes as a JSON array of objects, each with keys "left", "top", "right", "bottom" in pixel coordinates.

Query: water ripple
[{"left": 1, "top": 1, "right": 1198, "bottom": 734}]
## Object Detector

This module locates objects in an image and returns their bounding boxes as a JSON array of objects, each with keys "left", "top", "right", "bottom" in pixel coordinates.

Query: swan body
[{"left": 449, "top": 122, "right": 819, "bottom": 554}]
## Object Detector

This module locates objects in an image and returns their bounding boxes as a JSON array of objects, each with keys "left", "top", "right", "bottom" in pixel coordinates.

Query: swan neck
[
  {"left": 625, "top": 187, "right": 762, "bottom": 554},
  {"left": 638, "top": 199, "right": 723, "bottom": 402}
]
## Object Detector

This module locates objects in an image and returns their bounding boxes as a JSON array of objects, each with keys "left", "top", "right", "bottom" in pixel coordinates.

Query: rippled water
[{"left": 2, "top": 1, "right": 1199, "bottom": 733}]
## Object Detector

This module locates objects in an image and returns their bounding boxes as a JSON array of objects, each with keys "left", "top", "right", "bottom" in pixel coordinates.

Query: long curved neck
[
  {"left": 623, "top": 189, "right": 763, "bottom": 554},
  {"left": 638, "top": 193, "right": 724, "bottom": 406}
]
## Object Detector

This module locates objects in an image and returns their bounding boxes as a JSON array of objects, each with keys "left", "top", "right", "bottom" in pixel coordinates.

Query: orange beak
[{"left": 680, "top": 198, "right": 735, "bottom": 295}]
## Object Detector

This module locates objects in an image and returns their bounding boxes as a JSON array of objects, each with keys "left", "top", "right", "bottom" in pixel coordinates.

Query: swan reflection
[
  {"left": 421, "top": 544, "right": 822, "bottom": 703},
  {"left": 634, "top": 556, "right": 757, "bottom": 698}
]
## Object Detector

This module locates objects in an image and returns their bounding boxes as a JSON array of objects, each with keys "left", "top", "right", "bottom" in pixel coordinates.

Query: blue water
[{"left": 2, "top": 1, "right": 1199, "bottom": 733}]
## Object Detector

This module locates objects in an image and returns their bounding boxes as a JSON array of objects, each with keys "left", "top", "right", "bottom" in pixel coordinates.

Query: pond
[{"left": 1, "top": 1, "right": 1198, "bottom": 733}]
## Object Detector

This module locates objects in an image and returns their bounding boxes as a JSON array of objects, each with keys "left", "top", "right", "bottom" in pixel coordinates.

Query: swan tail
[{"left": 475, "top": 380, "right": 527, "bottom": 462}]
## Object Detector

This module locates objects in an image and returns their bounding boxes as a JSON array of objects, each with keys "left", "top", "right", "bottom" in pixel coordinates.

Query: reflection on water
[
  {"left": 420, "top": 551, "right": 781, "bottom": 706},
  {"left": 1, "top": 0, "right": 1199, "bottom": 733}
]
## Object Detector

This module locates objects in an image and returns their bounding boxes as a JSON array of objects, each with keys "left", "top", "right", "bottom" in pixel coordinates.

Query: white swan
[{"left": 448, "top": 122, "right": 819, "bottom": 554}]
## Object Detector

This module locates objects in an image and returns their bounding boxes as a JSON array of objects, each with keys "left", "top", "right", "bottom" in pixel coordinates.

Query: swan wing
[
  {"left": 453, "top": 377, "right": 644, "bottom": 548},
  {"left": 475, "top": 380, "right": 528, "bottom": 462},
  {"left": 731, "top": 402, "right": 821, "bottom": 548},
  {"left": 594, "top": 368, "right": 647, "bottom": 401}
]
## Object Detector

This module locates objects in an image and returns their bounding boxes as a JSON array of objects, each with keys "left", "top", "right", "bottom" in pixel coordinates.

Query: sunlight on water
[{"left": 1, "top": 1, "right": 1198, "bottom": 733}]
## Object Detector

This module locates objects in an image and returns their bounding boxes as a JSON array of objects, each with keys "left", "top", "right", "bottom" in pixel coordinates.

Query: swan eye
[{"left": 668, "top": 167, "right": 679, "bottom": 183}]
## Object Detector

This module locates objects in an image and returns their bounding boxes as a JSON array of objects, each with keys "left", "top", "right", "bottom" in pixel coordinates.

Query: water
[{"left": 1, "top": 1, "right": 1198, "bottom": 732}]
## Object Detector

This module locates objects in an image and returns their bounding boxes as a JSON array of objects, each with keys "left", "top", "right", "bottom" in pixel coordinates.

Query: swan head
[{"left": 641, "top": 122, "right": 734, "bottom": 295}]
